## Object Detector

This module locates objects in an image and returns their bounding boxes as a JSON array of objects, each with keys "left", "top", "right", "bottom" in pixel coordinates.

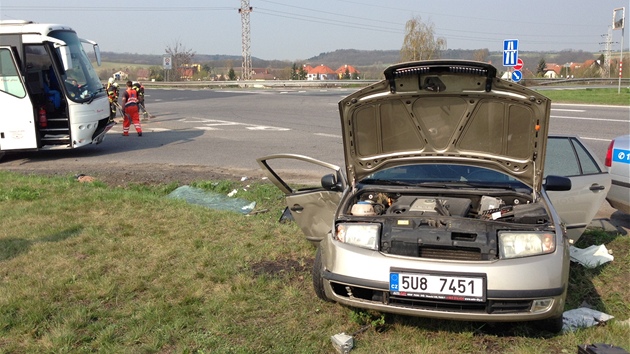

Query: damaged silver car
[{"left": 258, "top": 60, "right": 610, "bottom": 333}]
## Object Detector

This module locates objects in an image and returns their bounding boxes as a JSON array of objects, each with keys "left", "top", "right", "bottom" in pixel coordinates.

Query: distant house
[
  {"left": 251, "top": 68, "right": 275, "bottom": 80},
  {"left": 136, "top": 68, "right": 150, "bottom": 81},
  {"left": 307, "top": 64, "right": 336, "bottom": 80},
  {"left": 335, "top": 64, "right": 360, "bottom": 79},
  {"left": 113, "top": 70, "right": 127, "bottom": 81},
  {"left": 544, "top": 70, "right": 558, "bottom": 79}
]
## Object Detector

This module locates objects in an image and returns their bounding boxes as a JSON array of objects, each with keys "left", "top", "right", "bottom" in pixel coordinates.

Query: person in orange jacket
[{"left": 121, "top": 80, "right": 143, "bottom": 136}]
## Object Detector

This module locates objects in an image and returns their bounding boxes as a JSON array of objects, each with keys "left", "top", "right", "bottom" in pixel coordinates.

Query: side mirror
[
  {"left": 94, "top": 44, "right": 102, "bottom": 66},
  {"left": 58, "top": 46, "right": 73, "bottom": 71},
  {"left": 321, "top": 173, "right": 343, "bottom": 192},
  {"left": 544, "top": 175, "right": 572, "bottom": 191}
]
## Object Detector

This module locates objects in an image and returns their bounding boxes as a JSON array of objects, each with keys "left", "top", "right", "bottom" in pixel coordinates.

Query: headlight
[
  {"left": 335, "top": 223, "right": 380, "bottom": 250},
  {"left": 499, "top": 231, "right": 555, "bottom": 259}
]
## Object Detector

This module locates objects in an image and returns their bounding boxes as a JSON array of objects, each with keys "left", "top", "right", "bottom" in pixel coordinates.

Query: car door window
[
  {"left": 545, "top": 138, "right": 580, "bottom": 176},
  {"left": 545, "top": 137, "right": 602, "bottom": 177}
]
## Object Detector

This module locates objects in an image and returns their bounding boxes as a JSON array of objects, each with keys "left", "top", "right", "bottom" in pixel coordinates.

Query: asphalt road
[{"left": 68, "top": 88, "right": 630, "bottom": 170}]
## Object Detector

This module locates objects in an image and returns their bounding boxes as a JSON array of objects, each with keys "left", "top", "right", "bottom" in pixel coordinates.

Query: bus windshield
[{"left": 49, "top": 30, "right": 103, "bottom": 103}]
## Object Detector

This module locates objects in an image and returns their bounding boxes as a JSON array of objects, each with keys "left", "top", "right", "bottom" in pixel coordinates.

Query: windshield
[
  {"left": 362, "top": 163, "right": 530, "bottom": 189},
  {"left": 49, "top": 30, "right": 103, "bottom": 103}
]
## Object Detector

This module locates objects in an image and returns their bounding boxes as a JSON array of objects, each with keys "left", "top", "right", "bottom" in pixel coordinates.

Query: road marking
[
  {"left": 179, "top": 117, "right": 290, "bottom": 131},
  {"left": 551, "top": 109, "right": 585, "bottom": 112},
  {"left": 315, "top": 133, "right": 342, "bottom": 138},
  {"left": 579, "top": 137, "right": 613, "bottom": 142},
  {"left": 551, "top": 115, "right": 628, "bottom": 122}
]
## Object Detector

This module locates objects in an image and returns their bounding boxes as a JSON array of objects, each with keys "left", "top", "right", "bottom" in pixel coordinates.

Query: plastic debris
[
  {"left": 331, "top": 333, "right": 353, "bottom": 354},
  {"left": 569, "top": 245, "right": 614, "bottom": 268},
  {"left": 562, "top": 307, "right": 614, "bottom": 333},
  {"left": 227, "top": 189, "right": 238, "bottom": 197},
  {"left": 241, "top": 176, "right": 248, "bottom": 181},
  {"left": 167, "top": 185, "right": 255, "bottom": 214}
]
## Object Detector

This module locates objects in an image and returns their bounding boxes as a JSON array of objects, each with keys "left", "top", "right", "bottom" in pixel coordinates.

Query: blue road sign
[
  {"left": 503, "top": 39, "right": 519, "bottom": 66},
  {"left": 511, "top": 70, "right": 523, "bottom": 82}
]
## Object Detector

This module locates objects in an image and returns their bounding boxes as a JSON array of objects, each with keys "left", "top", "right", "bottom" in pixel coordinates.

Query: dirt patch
[
  {"left": 250, "top": 258, "right": 313, "bottom": 280},
  {"left": 0, "top": 152, "right": 323, "bottom": 188}
]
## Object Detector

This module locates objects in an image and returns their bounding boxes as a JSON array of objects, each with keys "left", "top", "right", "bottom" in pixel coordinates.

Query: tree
[
  {"left": 536, "top": 58, "right": 547, "bottom": 77},
  {"left": 298, "top": 65, "right": 307, "bottom": 80},
  {"left": 228, "top": 67, "right": 236, "bottom": 81},
  {"left": 343, "top": 67, "right": 350, "bottom": 79},
  {"left": 472, "top": 49, "right": 489, "bottom": 62},
  {"left": 400, "top": 16, "right": 446, "bottom": 62},
  {"left": 165, "top": 40, "right": 195, "bottom": 81},
  {"left": 290, "top": 63, "right": 299, "bottom": 80}
]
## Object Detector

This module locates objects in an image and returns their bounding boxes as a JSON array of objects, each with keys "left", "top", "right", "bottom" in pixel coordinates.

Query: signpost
[
  {"left": 613, "top": 7, "right": 625, "bottom": 94},
  {"left": 163, "top": 55, "right": 172, "bottom": 82},
  {"left": 503, "top": 39, "right": 519, "bottom": 67},
  {"left": 503, "top": 40, "right": 521, "bottom": 83}
]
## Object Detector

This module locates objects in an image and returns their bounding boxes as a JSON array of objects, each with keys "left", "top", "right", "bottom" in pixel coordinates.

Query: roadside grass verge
[
  {"left": 535, "top": 88, "right": 630, "bottom": 106},
  {"left": 1, "top": 171, "right": 628, "bottom": 353}
]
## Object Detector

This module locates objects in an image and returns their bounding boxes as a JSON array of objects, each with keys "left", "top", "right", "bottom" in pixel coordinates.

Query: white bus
[{"left": 0, "top": 20, "right": 113, "bottom": 154}]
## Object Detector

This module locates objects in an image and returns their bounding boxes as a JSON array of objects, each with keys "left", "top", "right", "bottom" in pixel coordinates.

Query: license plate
[{"left": 389, "top": 272, "right": 485, "bottom": 302}]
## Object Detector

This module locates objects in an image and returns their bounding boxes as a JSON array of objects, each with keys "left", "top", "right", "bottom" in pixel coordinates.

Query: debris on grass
[
  {"left": 562, "top": 307, "right": 614, "bottom": 333},
  {"left": 569, "top": 244, "right": 614, "bottom": 268},
  {"left": 167, "top": 185, "right": 255, "bottom": 214}
]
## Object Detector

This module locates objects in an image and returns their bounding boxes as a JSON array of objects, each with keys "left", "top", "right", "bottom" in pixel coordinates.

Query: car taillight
[{"left": 605, "top": 140, "right": 615, "bottom": 167}]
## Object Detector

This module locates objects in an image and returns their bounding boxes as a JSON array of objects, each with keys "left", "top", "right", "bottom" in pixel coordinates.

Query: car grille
[
  {"left": 418, "top": 246, "right": 483, "bottom": 261},
  {"left": 330, "top": 283, "right": 532, "bottom": 314},
  {"left": 388, "top": 295, "right": 532, "bottom": 314}
]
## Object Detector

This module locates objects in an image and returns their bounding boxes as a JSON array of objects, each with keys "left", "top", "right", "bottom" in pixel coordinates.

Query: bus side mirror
[
  {"left": 58, "top": 46, "right": 73, "bottom": 71},
  {"left": 94, "top": 44, "right": 102, "bottom": 66}
]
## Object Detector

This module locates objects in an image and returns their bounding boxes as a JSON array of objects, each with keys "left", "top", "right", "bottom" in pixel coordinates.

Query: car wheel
[
  {"left": 534, "top": 315, "right": 563, "bottom": 334},
  {"left": 312, "top": 246, "right": 331, "bottom": 302}
]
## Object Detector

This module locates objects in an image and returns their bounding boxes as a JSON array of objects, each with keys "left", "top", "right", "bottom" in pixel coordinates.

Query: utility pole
[
  {"left": 600, "top": 26, "right": 614, "bottom": 78},
  {"left": 239, "top": 0, "right": 253, "bottom": 81}
]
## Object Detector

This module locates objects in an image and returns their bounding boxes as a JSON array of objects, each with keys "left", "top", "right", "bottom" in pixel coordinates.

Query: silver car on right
[{"left": 605, "top": 134, "right": 630, "bottom": 214}]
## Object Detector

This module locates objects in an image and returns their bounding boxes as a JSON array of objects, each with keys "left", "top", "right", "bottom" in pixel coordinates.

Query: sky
[{"left": 0, "top": 0, "right": 627, "bottom": 61}]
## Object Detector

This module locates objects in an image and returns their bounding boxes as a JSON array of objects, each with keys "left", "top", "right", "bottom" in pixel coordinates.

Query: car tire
[
  {"left": 312, "top": 246, "right": 331, "bottom": 302},
  {"left": 534, "top": 315, "right": 563, "bottom": 334}
]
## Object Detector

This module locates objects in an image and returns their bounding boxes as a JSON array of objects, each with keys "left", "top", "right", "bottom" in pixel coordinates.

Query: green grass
[
  {"left": 0, "top": 171, "right": 628, "bottom": 353},
  {"left": 534, "top": 88, "right": 630, "bottom": 106}
]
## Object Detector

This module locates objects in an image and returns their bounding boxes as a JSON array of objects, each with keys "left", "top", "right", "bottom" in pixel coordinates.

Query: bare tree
[
  {"left": 400, "top": 16, "right": 446, "bottom": 62},
  {"left": 165, "top": 40, "right": 196, "bottom": 81},
  {"left": 472, "top": 49, "right": 490, "bottom": 62}
]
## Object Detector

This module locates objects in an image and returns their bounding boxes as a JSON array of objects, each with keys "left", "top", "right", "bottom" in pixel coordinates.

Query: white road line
[
  {"left": 551, "top": 115, "right": 628, "bottom": 122},
  {"left": 579, "top": 137, "right": 613, "bottom": 142},
  {"left": 551, "top": 109, "right": 585, "bottom": 112},
  {"left": 315, "top": 133, "right": 342, "bottom": 138}
]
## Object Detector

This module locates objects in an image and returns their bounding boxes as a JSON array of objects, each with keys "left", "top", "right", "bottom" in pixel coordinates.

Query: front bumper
[{"left": 320, "top": 239, "right": 568, "bottom": 322}]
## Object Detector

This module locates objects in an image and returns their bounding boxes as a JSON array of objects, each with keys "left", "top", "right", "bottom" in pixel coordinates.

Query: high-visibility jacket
[{"left": 124, "top": 88, "right": 138, "bottom": 106}]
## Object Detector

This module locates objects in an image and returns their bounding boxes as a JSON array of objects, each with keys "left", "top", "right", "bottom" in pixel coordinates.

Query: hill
[{"left": 100, "top": 48, "right": 599, "bottom": 79}]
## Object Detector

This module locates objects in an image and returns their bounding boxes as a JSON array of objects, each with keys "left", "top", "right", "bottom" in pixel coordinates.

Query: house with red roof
[
  {"left": 335, "top": 64, "right": 360, "bottom": 79},
  {"left": 306, "top": 64, "right": 336, "bottom": 80}
]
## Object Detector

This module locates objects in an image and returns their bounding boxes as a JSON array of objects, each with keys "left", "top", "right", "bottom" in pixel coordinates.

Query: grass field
[
  {"left": 0, "top": 172, "right": 628, "bottom": 353},
  {"left": 536, "top": 88, "right": 630, "bottom": 106}
]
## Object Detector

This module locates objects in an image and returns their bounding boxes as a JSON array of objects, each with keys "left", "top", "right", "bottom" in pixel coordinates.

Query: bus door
[{"left": 0, "top": 47, "right": 38, "bottom": 150}]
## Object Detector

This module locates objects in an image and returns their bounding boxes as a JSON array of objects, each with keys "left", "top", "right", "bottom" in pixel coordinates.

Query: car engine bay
[{"left": 339, "top": 188, "right": 554, "bottom": 260}]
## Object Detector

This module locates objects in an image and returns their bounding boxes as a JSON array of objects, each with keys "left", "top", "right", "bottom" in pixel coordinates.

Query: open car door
[
  {"left": 544, "top": 136, "right": 611, "bottom": 241},
  {"left": 257, "top": 154, "right": 346, "bottom": 244}
]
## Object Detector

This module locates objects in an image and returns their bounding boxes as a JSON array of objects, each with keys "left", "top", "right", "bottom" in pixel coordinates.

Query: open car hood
[{"left": 338, "top": 60, "right": 551, "bottom": 191}]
